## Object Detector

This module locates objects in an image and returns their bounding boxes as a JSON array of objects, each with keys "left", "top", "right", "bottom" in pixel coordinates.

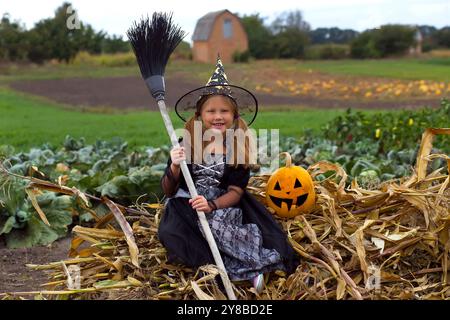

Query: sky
[{"left": 1, "top": 0, "right": 449, "bottom": 42}]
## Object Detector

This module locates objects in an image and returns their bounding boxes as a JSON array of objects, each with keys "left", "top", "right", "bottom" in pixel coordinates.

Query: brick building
[{"left": 192, "top": 10, "right": 249, "bottom": 64}]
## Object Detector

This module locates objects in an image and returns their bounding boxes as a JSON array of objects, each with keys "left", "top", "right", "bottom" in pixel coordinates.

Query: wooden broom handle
[{"left": 157, "top": 100, "right": 237, "bottom": 300}]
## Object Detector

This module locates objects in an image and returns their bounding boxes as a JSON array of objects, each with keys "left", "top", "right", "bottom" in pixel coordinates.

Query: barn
[{"left": 192, "top": 10, "right": 249, "bottom": 64}]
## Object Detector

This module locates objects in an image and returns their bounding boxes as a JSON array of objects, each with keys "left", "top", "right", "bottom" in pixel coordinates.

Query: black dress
[{"left": 157, "top": 153, "right": 299, "bottom": 280}]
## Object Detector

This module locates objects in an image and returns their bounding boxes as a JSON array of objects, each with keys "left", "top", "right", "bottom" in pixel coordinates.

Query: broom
[{"left": 127, "top": 12, "right": 236, "bottom": 300}]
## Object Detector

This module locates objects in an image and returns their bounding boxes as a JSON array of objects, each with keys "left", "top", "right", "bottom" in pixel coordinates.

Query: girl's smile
[{"left": 212, "top": 122, "right": 225, "bottom": 130}]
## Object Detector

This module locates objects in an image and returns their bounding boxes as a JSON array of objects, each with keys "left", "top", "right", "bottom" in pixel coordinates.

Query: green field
[
  {"left": 1, "top": 57, "right": 447, "bottom": 151},
  {"left": 1, "top": 56, "right": 450, "bottom": 82},
  {"left": 290, "top": 58, "right": 450, "bottom": 82},
  {"left": 0, "top": 87, "right": 371, "bottom": 151}
]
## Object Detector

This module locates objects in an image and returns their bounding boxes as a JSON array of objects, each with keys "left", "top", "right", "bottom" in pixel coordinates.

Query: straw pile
[{"left": 1, "top": 128, "right": 449, "bottom": 300}]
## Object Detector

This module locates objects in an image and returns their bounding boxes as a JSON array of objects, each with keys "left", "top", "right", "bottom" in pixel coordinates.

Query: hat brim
[{"left": 174, "top": 84, "right": 258, "bottom": 126}]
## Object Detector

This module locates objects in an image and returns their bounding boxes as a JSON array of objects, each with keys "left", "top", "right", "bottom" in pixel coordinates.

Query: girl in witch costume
[{"left": 158, "top": 57, "right": 299, "bottom": 293}]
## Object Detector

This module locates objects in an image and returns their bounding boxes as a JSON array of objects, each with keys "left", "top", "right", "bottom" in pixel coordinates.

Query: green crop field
[
  {"left": 0, "top": 87, "right": 378, "bottom": 151},
  {"left": 1, "top": 56, "right": 447, "bottom": 151},
  {"left": 1, "top": 56, "right": 450, "bottom": 82},
  {"left": 289, "top": 58, "right": 450, "bottom": 82}
]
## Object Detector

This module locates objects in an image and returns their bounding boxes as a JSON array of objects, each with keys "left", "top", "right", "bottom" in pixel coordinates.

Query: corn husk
[{"left": 1, "top": 128, "right": 448, "bottom": 300}]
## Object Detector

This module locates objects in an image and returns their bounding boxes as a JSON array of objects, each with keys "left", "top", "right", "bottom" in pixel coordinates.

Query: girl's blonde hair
[{"left": 183, "top": 94, "right": 253, "bottom": 168}]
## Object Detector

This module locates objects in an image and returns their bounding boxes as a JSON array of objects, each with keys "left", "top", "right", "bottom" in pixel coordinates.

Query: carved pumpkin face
[{"left": 266, "top": 152, "right": 316, "bottom": 218}]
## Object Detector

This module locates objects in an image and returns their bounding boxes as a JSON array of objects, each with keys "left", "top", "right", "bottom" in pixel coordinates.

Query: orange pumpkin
[{"left": 266, "top": 152, "right": 316, "bottom": 218}]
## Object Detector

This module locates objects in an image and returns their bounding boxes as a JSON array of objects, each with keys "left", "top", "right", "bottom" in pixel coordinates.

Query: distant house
[
  {"left": 414, "top": 29, "right": 423, "bottom": 54},
  {"left": 192, "top": 10, "right": 248, "bottom": 64},
  {"left": 409, "top": 28, "right": 423, "bottom": 55}
]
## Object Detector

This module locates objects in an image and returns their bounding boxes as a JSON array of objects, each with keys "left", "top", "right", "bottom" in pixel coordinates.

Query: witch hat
[{"left": 175, "top": 55, "right": 258, "bottom": 125}]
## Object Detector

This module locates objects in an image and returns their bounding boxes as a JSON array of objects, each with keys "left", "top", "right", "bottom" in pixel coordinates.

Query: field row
[{"left": 0, "top": 88, "right": 355, "bottom": 150}]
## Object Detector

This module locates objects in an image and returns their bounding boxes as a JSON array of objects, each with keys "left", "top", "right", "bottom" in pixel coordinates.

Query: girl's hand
[
  {"left": 189, "top": 195, "right": 212, "bottom": 214},
  {"left": 170, "top": 146, "right": 186, "bottom": 166}
]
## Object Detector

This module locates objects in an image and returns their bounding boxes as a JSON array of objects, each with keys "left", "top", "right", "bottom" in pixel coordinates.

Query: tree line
[
  {"left": 0, "top": 2, "right": 130, "bottom": 63},
  {"left": 239, "top": 11, "right": 450, "bottom": 60},
  {"left": 1, "top": 3, "right": 449, "bottom": 64}
]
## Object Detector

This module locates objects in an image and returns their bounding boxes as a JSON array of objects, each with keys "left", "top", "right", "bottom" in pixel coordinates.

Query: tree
[
  {"left": 0, "top": 13, "right": 28, "bottom": 61},
  {"left": 26, "top": 2, "right": 108, "bottom": 63},
  {"left": 416, "top": 25, "right": 438, "bottom": 51},
  {"left": 26, "top": 2, "right": 79, "bottom": 63},
  {"left": 172, "top": 40, "right": 191, "bottom": 60},
  {"left": 436, "top": 27, "right": 450, "bottom": 47},
  {"left": 417, "top": 25, "right": 437, "bottom": 38},
  {"left": 309, "top": 27, "right": 359, "bottom": 44},
  {"left": 350, "top": 30, "right": 380, "bottom": 58},
  {"left": 73, "top": 24, "right": 106, "bottom": 54},
  {"left": 26, "top": 27, "right": 52, "bottom": 63},
  {"left": 240, "top": 10, "right": 312, "bottom": 59},
  {"left": 1, "top": 2, "right": 132, "bottom": 63},
  {"left": 272, "top": 28, "right": 309, "bottom": 58},
  {"left": 270, "top": 10, "right": 310, "bottom": 34},
  {"left": 374, "top": 24, "right": 415, "bottom": 57},
  {"left": 240, "top": 14, "right": 274, "bottom": 59},
  {"left": 270, "top": 10, "right": 310, "bottom": 59},
  {"left": 350, "top": 24, "right": 415, "bottom": 58},
  {"left": 101, "top": 35, "right": 131, "bottom": 54}
]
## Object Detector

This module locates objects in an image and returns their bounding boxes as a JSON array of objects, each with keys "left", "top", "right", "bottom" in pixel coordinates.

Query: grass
[
  {"left": 288, "top": 58, "right": 450, "bottom": 82},
  {"left": 0, "top": 64, "right": 139, "bottom": 82},
  {"left": 1, "top": 56, "right": 443, "bottom": 151},
  {"left": 0, "top": 87, "right": 385, "bottom": 151},
  {"left": 0, "top": 59, "right": 208, "bottom": 83},
  {"left": 1, "top": 56, "right": 450, "bottom": 83}
]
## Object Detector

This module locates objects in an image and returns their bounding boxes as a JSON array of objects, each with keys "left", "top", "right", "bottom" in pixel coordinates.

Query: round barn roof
[{"left": 192, "top": 10, "right": 232, "bottom": 41}]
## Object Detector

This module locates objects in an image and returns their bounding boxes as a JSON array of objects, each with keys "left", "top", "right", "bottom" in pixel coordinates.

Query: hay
[{"left": 1, "top": 128, "right": 449, "bottom": 300}]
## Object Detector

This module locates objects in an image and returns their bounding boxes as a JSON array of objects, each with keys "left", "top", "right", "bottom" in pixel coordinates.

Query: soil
[
  {"left": 0, "top": 236, "right": 71, "bottom": 294},
  {"left": 9, "top": 76, "right": 442, "bottom": 110}
]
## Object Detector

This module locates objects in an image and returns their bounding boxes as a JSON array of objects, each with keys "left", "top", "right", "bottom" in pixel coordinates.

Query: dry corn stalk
[{"left": 0, "top": 128, "right": 449, "bottom": 300}]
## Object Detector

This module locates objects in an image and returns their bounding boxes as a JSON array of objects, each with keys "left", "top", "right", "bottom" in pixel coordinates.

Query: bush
[
  {"left": 304, "top": 44, "right": 349, "bottom": 59},
  {"left": 350, "top": 30, "right": 381, "bottom": 58},
  {"left": 422, "top": 41, "right": 435, "bottom": 53},
  {"left": 281, "top": 99, "right": 450, "bottom": 188},
  {"left": 232, "top": 50, "right": 250, "bottom": 63},
  {"left": 272, "top": 28, "right": 309, "bottom": 59},
  {"left": 351, "top": 24, "right": 415, "bottom": 58},
  {"left": 436, "top": 27, "right": 450, "bottom": 47},
  {"left": 101, "top": 35, "right": 131, "bottom": 54},
  {"left": 309, "top": 27, "right": 359, "bottom": 45},
  {"left": 72, "top": 51, "right": 136, "bottom": 67},
  {"left": 321, "top": 98, "right": 450, "bottom": 154},
  {"left": 172, "top": 41, "right": 192, "bottom": 60},
  {"left": 375, "top": 25, "right": 416, "bottom": 57}
]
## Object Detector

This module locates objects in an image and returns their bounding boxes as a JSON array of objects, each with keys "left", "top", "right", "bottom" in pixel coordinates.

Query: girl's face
[{"left": 200, "top": 95, "right": 235, "bottom": 134}]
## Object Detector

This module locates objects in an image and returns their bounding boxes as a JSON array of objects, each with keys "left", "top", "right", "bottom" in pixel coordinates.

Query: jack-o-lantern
[{"left": 266, "top": 152, "right": 316, "bottom": 218}]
